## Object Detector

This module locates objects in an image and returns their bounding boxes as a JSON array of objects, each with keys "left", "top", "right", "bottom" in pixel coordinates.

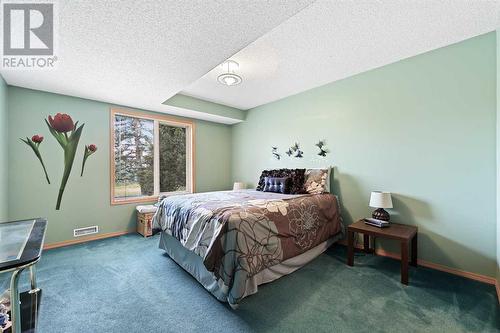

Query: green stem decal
[
  {"left": 80, "top": 151, "right": 87, "bottom": 177},
  {"left": 37, "top": 150, "right": 51, "bottom": 185},
  {"left": 46, "top": 120, "right": 84, "bottom": 210},
  {"left": 80, "top": 149, "right": 90, "bottom": 177},
  {"left": 20, "top": 137, "right": 50, "bottom": 184}
]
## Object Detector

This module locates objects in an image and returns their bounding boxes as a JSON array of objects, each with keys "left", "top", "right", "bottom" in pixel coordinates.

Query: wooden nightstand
[
  {"left": 347, "top": 219, "right": 418, "bottom": 285},
  {"left": 137, "top": 211, "right": 155, "bottom": 237}
]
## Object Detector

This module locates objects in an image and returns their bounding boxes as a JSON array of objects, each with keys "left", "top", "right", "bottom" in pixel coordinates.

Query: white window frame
[{"left": 110, "top": 108, "right": 195, "bottom": 205}]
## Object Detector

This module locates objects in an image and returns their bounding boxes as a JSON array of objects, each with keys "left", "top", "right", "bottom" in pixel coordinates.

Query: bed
[{"left": 152, "top": 189, "right": 344, "bottom": 308}]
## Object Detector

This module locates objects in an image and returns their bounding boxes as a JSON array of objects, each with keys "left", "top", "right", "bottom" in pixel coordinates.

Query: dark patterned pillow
[
  {"left": 256, "top": 169, "right": 306, "bottom": 194},
  {"left": 263, "top": 176, "right": 291, "bottom": 194}
]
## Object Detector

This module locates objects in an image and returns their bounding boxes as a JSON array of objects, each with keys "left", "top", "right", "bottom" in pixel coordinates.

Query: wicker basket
[{"left": 137, "top": 211, "right": 155, "bottom": 237}]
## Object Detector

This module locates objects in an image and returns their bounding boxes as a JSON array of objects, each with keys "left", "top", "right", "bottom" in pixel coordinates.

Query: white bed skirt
[{"left": 159, "top": 231, "right": 342, "bottom": 308}]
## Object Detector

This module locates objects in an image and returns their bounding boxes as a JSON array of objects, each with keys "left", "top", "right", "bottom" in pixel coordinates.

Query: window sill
[{"left": 110, "top": 196, "right": 158, "bottom": 206}]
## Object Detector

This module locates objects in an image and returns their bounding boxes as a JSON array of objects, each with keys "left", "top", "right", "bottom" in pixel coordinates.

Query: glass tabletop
[
  {"left": 0, "top": 220, "right": 35, "bottom": 263},
  {"left": 0, "top": 218, "right": 47, "bottom": 271}
]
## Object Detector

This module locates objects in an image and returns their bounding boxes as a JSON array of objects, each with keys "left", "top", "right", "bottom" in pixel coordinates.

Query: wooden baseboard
[
  {"left": 374, "top": 248, "right": 497, "bottom": 285},
  {"left": 337, "top": 240, "right": 497, "bottom": 285},
  {"left": 44, "top": 230, "right": 133, "bottom": 250}
]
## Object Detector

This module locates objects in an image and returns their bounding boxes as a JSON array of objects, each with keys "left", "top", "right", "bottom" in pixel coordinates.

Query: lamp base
[{"left": 372, "top": 208, "right": 390, "bottom": 221}]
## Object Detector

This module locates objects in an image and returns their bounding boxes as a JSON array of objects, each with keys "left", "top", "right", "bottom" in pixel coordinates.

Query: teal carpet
[{"left": 1, "top": 234, "right": 498, "bottom": 333}]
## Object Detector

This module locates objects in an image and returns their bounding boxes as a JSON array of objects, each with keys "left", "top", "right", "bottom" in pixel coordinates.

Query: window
[{"left": 110, "top": 109, "right": 194, "bottom": 204}]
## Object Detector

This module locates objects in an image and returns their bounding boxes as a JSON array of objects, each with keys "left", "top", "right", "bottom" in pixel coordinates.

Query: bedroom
[{"left": 0, "top": 1, "right": 499, "bottom": 332}]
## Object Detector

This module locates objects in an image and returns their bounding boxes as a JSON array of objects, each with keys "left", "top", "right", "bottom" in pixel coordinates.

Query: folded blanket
[{"left": 136, "top": 205, "right": 157, "bottom": 213}]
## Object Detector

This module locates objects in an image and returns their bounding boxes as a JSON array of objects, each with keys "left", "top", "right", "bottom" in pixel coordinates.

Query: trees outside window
[
  {"left": 159, "top": 123, "right": 186, "bottom": 193},
  {"left": 111, "top": 109, "right": 193, "bottom": 204}
]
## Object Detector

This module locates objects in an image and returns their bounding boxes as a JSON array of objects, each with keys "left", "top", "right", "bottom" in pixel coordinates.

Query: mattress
[{"left": 153, "top": 189, "right": 344, "bottom": 307}]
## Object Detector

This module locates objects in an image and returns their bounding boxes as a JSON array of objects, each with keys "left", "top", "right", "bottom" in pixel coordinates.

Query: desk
[{"left": 0, "top": 218, "right": 47, "bottom": 333}]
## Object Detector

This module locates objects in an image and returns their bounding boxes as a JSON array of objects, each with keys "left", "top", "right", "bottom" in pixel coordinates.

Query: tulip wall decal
[
  {"left": 20, "top": 135, "right": 51, "bottom": 184},
  {"left": 45, "top": 113, "right": 85, "bottom": 210},
  {"left": 21, "top": 113, "right": 98, "bottom": 210},
  {"left": 81, "top": 144, "right": 97, "bottom": 176}
]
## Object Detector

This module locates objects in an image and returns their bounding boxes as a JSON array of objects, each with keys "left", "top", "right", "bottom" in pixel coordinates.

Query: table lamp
[
  {"left": 369, "top": 191, "right": 393, "bottom": 221},
  {"left": 233, "top": 182, "right": 245, "bottom": 191}
]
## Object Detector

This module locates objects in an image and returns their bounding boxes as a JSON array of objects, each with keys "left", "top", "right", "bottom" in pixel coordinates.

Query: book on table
[{"left": 363, "top": 218, "right": 390, "bottom": 228}]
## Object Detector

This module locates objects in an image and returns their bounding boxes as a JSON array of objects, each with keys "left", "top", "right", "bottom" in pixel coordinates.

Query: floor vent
[{"left": 73, "top": 226, "right": 99, "bottom": 237}]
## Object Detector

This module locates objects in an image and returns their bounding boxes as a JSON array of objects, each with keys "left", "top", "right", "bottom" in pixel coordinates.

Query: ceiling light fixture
[{"left": 218, "top": 60, "right": 242, "bottom": 86}]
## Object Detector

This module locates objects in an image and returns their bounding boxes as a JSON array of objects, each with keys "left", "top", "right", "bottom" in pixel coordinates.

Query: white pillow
[{"left": 304, "top": 168, "right": 331, "bottom": 194}]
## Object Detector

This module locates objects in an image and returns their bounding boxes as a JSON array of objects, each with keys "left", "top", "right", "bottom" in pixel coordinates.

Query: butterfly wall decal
[
  {"left": 316, "top": 140, "right": 329, "bottom": 157},
  {"left": 284, "top": 142, "right": 303, "bottom": 158},
  {"left": 286, "top": 142, "right": 303, "bottom": 158},
  {"left": 272, "top": 146, "right": 281, "bottom": 160}
]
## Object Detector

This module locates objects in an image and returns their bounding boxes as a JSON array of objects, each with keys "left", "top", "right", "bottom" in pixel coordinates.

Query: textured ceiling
[
  {"left": 182, "top": 0, "right": 500, "bottom": 110},
  {"left": 0, "top": 0, "right": 313, "bottom": 122}
]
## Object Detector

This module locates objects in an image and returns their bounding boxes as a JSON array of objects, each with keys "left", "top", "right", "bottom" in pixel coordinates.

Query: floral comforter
[{"left": 153, "top": 190, "right": 343, "bottom": 305}]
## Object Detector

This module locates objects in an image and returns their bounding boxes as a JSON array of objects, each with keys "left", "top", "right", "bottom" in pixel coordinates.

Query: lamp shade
[
  {"left": 369, "top": 191, "right": 393, "bottom": 208},
  {"left": 233, "top": 182, "right": 245, "bottom": 190}
]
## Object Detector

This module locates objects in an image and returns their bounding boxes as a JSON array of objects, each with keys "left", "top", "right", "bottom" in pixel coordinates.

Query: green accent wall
[
  {"left": 0, "top": 76, "right": 7, "bottom": 221},
  {"left": 232, "top": 32, "right": 497, "bottom": 277},
  {"left": 164, "top": 93, "right": 245, "bottom": 122},
  {"left": 496, "top": 30, "right": 500, "bottom": 287},
  {"left": 7, "top": 87, "right": 232, "bottom": 244}
]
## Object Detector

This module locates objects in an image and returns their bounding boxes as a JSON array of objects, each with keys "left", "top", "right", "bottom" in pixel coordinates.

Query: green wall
[
  {"left": 0, "top": 76, "right": 7, "bottom": 221},
  {"left": 496, "top": 30, "right": 500, "bottom": 287},
  {"left": 232, "top": 32, "right": 497, "bottom": 277},
  {"left": 7, "top": 87, "right": 232, "bottom": 244}
]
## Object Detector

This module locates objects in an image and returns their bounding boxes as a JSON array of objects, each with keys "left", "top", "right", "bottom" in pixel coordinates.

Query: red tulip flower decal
[
  {"left": 21, "top": 134, "right": 51, "bottom": 184},
  {"left": 45, "top": 113, "right": 85, "bottom": 210},
  {"left": 48, "top": 113, "right": 75, "bottom": 133},
  {"left": 32, "top": 135, "right": 44, "bottom": 143},
  {"left": 80, "top": 144, "right": 97, "bottom": 176}
]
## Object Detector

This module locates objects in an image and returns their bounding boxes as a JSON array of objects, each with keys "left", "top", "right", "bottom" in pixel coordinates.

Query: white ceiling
[
  {"left": 0, "top": 0, "right": 313, "bottom": 123},
  {"left": 183, "top": 0, "right": 500, "bottom": 110}
]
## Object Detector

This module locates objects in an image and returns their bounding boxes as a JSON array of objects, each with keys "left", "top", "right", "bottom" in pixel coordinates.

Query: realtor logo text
[{"left": 2, "top": 2, "right": 58, "bottom": 69}]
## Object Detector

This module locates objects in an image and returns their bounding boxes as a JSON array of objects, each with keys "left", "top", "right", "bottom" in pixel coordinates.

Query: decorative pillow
[
  {"left": 263, "top": 177, "right": 291, "bottom": 194},
  {"left": 304, "top": 168, "right": 330, "bottom": 194},
  {"left": 256, "top": 169, "right": 306, "bottom": 194}
]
